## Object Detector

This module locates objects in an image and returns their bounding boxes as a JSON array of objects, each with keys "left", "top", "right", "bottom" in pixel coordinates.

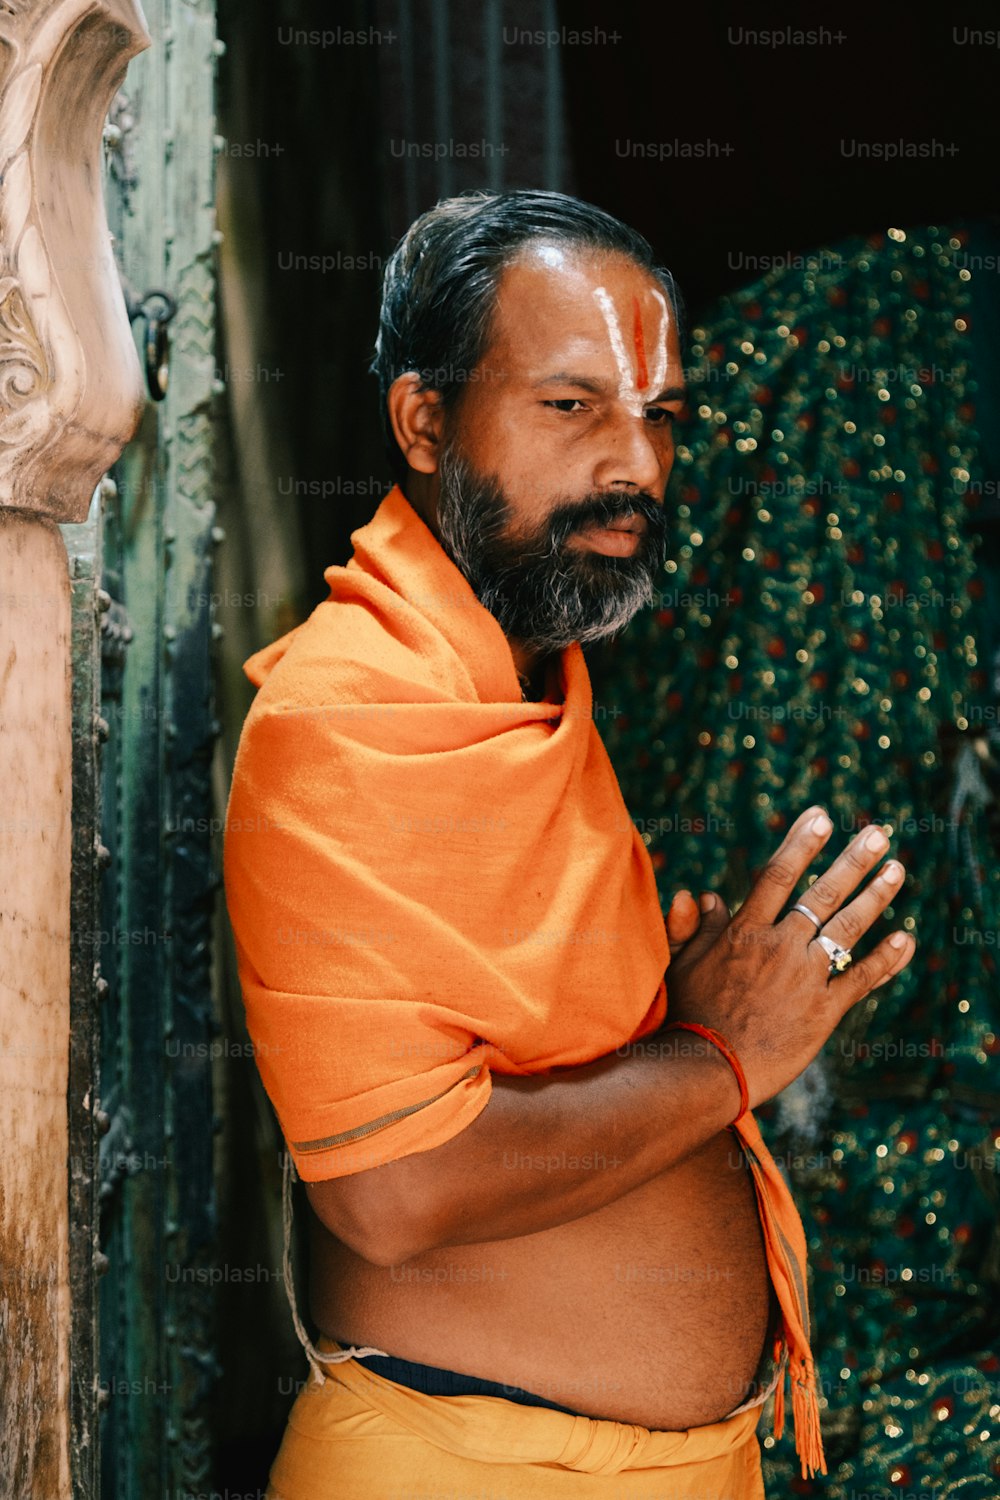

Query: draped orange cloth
[
  {"left": 223, "top": 483, "right": 826, "bottom": 1481},
  {"left": 265, "top": 1336, "right": 768, "bottom": 1499}
]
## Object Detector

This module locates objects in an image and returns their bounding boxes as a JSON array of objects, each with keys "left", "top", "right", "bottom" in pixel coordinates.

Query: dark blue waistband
[
  {"left": 339, "top": 1282, "right": 782, "bottom": 1424},
  {"left": 351, "top": 1347, "right": 584, "bottom": 1417}
]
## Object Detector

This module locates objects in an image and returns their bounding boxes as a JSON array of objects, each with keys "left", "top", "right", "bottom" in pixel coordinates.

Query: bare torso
[{"left": 306, "top": 1125, "right": 773, "bottom": 1431}]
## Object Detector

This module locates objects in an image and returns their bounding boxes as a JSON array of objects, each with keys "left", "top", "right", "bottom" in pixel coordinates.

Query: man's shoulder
[{"left": 244, "top": 588, "right": 473, "bottom": 719}]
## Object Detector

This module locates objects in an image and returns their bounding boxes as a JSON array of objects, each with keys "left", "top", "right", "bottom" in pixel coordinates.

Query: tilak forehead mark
[
  {"left": 592, "top": 285, "right": 671, "bottom": 415},
  {"left": 632, "top": 296, "right": 649, "bottom": 390},
  {"left": 592, "top": 286, "right": 633, "bottom": 406},
  {"left": 647, "top": 288, "right": 670, "bottom": 396}
]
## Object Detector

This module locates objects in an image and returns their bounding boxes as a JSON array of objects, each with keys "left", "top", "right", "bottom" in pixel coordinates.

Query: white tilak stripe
[
  {"left": 592, "top": 285, "right": 645, "bottom": 417},
  {"left": 648, "top": 289, "right": 670, "bottom": 397}
]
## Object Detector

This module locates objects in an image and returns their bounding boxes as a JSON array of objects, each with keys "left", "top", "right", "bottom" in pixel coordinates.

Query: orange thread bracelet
[{"left": 662, "top": 1021, "right": 750, "bottom": 1124}]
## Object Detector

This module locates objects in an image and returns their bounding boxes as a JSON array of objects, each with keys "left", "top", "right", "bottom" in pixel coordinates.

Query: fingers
[
  {"left": 811, "top": 857, "right": 905, "bottom": 951},
  {"left": 737, "top": 805, "right": 834, "bottom": 926},
  {"left": 833, "top": 929, "right": 916, "bottom": 1010},
  {"left": 670, "top": 890, "right": 730, "bottom": 969},
  {"left": 785, "top": 823, "right": 895, "bottom": 933},
  {"left": 666, "top": 890, "right": 700, "bottom": 949}
]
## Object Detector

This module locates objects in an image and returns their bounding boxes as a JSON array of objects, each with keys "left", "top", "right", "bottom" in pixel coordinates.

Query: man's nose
[{"left": 591, "top": 412, "right": 670, "bottom": 498}]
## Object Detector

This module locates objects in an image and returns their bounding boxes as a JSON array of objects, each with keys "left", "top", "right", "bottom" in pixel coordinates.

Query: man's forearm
[{"left": 311, "top": 1029, "right": 742, "bottom": 1264}]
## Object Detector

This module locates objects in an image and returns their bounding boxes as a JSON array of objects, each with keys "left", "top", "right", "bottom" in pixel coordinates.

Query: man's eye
[
  {"left": 542, "top": 399, "right": 588, "bottom": 413},
  {"left": 645, "top": 408, "right": 677, "bottom": 425}
]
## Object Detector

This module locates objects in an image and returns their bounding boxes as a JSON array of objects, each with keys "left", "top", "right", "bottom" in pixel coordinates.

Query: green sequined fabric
[{"left": 589, "top": 223, "right": 1000, "bottom": 1496}]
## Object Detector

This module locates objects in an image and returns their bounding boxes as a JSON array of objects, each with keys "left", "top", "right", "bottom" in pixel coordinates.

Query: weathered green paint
[
  {"left": 62, "top": 3, "right": 221, "bottom": 1495},
  {"left": 63, "top": 487, "right": 106, "bottom": 1500}
]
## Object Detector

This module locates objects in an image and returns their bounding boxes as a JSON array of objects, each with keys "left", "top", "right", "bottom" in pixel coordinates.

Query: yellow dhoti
[{"left": 265, "top": 1337, "right": 766, "bottom": 1500}]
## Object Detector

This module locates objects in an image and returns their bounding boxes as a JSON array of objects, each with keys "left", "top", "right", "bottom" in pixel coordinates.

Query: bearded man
[{"left": 223, "top": 189, "right": 915, "bottom": 1500}]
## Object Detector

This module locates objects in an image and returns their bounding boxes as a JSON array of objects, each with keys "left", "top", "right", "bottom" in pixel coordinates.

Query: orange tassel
[
  {"left": 790, "top": 1354, "right": 828, "bottom": 1480},
  {"left": 772, "top": 1362, "right": 785, "bottom": 1441}
]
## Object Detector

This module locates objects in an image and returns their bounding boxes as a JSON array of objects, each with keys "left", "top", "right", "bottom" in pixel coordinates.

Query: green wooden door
[{"left": 61, "top": 4, "right": 223, "bottom": 1494}]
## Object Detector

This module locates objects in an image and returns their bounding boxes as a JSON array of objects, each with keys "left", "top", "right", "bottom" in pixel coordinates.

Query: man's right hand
[{"left": 662, "top": 805, "right": 916, "bottom": 1112}]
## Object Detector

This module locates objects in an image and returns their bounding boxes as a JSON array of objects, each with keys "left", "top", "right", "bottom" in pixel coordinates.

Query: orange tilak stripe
[{"left": 632, "top": 295, "right": 649, "bottom": 389}]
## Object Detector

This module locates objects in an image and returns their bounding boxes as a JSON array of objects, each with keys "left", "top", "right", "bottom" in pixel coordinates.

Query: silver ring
[
  {"left": 815, "top": 933, "right": 853, "bottom": 974},
  {"left": 790, "top": 902, "right": 823, "bottom": 933}
]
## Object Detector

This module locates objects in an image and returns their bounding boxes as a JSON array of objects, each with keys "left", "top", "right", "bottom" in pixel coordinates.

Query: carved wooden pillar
[{"left": 0, "top": 5, "right": 150, "bottom": 1496}]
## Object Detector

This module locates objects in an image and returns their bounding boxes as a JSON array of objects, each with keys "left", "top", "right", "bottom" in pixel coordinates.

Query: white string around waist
[{"left": 281, "top": 1148, "right": 390, "bottom": 1384}]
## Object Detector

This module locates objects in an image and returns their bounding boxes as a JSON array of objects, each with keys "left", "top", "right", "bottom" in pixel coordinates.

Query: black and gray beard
[{"left": 434, "top": 445, "right": 669, "bottom": 655}]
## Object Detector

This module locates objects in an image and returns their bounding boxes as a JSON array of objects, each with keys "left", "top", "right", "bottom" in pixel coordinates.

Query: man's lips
[
  {"left": 576, "top": 514, "right": 649, "bottom": 537},
  {"left": 609, "top": 515, "right": 648, "bottom": 535},
  {"left": 569, "top": 514, "right": 648, "bottom": 557}
]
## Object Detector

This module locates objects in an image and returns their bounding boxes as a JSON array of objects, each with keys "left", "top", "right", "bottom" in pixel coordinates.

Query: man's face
[{"left": 429, "top": 244, "right": 685, "bottom": 654}]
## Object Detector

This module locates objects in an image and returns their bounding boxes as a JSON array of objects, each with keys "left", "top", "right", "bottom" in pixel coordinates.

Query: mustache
[{"left": 545, "top": 490, "right": 666, "bottom": 547}]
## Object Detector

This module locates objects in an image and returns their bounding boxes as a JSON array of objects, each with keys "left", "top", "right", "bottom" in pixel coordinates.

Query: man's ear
[{"left": 388, "top": 372, "right": 445, "bottom": 476}]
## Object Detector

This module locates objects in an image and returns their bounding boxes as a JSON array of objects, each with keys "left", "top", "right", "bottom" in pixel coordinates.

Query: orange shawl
[{"left": 223, "top": 483, "right": 826, "bottom": 1479}]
